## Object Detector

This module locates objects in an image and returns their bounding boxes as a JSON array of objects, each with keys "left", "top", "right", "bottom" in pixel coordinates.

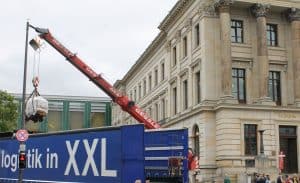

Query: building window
[
  {"left": 134, "top": 88, "right": 137, "bottom": 101},
  {"left": 195, "top": 71, "right": 201, "bottom": 104},
  {"left": 161, "top": 63, "right": 165, "bottom": 81},
  {"left": 244, "top": 124, "right": 257, "bottom": 156},
  {"left": 193, "top": 125, "right": 200, "bottom": 157},
  {"left": 267, "top": 24, "right": 278, "bottom": 46},
  {"left": 172, "top": 46, "right": 177, "bottom": 66},
  {"left": 148, "top": 107, "right": 152, "bottom": 118},
  {"left": 138, "top": 84, "right": 141, "bottom": 100},
  {"left": 245, "top": 160, "right": 255, "bottom": 168},
  {"left": 148, "top": 74, "right": 152, "bottom": 91},
  {"left": 231, "top": 20, "right": 243, "bottom": 43},
  {"left": 232, "top": 68, "right": 246, "bottom": 103},
  {"left": 154, "top": 103, "right": 159, "bottom": 121},
  {"left": 183, "top": 80, "right": 188, "bottom": 110},
  {"left": 154, "top": 69, "right": 158, "bottom": 86},
  {"left": 269, "top": 71, "right": 281, "bottom": 105},
  {"left": 172, "top": 87, "right": 177, "bottom": 115},
  {"left": 161, "top": 98, "right": 166, "bottom": 120},
  {"left": 143, "top": 79, "right": 146, "bottom": 96},
  {"left": 194, "top": 24, "right": 200, "bottom": 47},
  {"left": 68, "top": 102, "right": 86, "bottom": 130},
  {"left": 183, "top": 36, "right": 188, "bottom": 58}
]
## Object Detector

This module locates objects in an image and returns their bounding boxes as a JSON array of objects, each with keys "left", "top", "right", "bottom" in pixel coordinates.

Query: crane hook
[{"left": 32, "top": 76, "right": 39, "bottom": 88}]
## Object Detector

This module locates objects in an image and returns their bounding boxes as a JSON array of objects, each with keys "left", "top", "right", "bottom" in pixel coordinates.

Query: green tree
[{"left": 0, "top": 90, "right": 18, "bottom": 132}]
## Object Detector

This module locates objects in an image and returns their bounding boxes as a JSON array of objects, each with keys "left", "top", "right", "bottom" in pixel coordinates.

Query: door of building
[{"left": 279, "top": 126, "right": 298, "bottom": 173}]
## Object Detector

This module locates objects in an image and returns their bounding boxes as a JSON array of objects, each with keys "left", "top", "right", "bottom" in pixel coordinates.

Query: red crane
[
  {"left": 30, "top": 25, "right": 160, "bottom": 129},
  {"left": 29, "top": 25, "right": 198, "bottom": 170}
]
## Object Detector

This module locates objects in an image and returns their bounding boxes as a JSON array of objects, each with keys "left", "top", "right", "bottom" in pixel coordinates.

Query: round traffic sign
[{"left": 16, "top": 129, "right": 29, "bottom": 142}]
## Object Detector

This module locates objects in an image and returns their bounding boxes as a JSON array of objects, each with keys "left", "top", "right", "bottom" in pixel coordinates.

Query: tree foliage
[{"left": 0, "top": 90, "right": 18, "bottom": 132}]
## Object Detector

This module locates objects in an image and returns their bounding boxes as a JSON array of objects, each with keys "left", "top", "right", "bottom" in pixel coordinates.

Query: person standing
[
  {"left": 285, "top": 175, "right": 292, "bottom": 183},
  {"left": 292, "top": 174, "right": 299, "bottom": 183},
  {"left": 265, "top": 175, "right": 271, "bottom": 183},
  {"left": 224, "top": 174, "right": 231, "bottom": 183},
  {"left": 256, "top": 174, "right": 265, "bottom": 183},
  {"left": 277, "top": 175, "right": 283, "bottom": 183}
]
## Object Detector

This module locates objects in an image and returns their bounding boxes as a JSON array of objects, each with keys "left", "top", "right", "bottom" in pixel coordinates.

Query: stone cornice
[
  {"left": 169, "top": 76, "right": 177, "bottom": 84},
  {"left": 163, "top": 101, "right": 300, "bottom": 128},
  {"left": 158, "top": 0, "right": 193, "bottom": 32},
  {"left": 286, "top": 8, "right": 300, "bottom": 22},
  {"left": 251, "top": 3, "right": 270, "bottom": 18},
  {"left": 113, "top": 79, "right": 123, "bottom": 89}
]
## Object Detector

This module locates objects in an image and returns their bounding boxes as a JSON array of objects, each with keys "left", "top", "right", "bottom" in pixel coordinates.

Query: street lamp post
[
  {"left": 21, "top": 22, "right": 29, "bottom": 130},
  {"left": 18, "top": 20, "right": 30, "bottom": 183}
]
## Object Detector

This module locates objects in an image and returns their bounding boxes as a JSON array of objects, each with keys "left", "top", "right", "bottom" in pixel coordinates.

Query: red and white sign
[{"left": 16, "top": 129, "right": 29, "bottom": 142}]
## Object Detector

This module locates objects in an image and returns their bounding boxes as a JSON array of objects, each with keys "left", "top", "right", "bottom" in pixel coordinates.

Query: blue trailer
[{"left": 0, "top": 124, "right": 188, "bottom": 183}]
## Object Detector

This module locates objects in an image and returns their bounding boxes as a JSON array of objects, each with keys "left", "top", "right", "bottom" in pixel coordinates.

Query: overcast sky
[{"left": 0, "top": 0, "right": 177, "bottom": 98}]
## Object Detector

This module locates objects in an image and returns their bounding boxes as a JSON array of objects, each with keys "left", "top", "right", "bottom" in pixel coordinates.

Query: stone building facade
[{"left": 112, "top": 0, "right": 300, "bottom": 182}]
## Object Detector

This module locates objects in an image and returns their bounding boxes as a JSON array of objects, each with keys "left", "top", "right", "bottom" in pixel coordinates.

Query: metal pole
[
  {"left": 21, "top": 22, "right": 29, "bottom": 130},
  {"left": 18, "top": 20, "right": 30, "bottom": 183}
]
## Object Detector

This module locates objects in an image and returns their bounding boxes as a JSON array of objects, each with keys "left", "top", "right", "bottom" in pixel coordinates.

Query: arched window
[{"left": 192, "top": 125, "right": 200, "bottom": 157}]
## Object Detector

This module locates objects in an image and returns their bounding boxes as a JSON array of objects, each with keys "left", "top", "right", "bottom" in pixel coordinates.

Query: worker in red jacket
[{"left": 188, "top": 148, "right": 199, "bottom": 170}]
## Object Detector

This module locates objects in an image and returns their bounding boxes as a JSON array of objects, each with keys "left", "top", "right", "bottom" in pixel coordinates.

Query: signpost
[{"left": 16, "top": 129, "right": 29, "bottom": 142}]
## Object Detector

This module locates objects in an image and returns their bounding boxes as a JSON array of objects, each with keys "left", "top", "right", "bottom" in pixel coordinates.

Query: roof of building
[
  {"left": 114, "top": 0, "right": 194, "bottom": 88},
  {"left": 11, "top": 93, "right": 111, "bottom": 103}
]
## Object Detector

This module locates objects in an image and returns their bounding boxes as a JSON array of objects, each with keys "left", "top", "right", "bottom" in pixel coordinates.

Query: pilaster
[
  {"left": 215, "top": 0, "right": 236, "bottom": 103},
  {"left": 251, "top": 4, "right": 273, "bottom": 104},
  {"left": 287, "top": 8, "right": 300, "bottom": 106}
]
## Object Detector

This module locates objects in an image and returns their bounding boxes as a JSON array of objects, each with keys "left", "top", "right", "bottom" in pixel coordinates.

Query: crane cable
[
  {"left": 25, "top": 48, "right": 41, "bottom": 122},
  {"left": 32, "top": 49, "right": 41, "bottom": 89}
]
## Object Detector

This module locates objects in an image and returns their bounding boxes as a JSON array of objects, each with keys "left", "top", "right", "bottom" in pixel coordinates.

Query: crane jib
[{"left": 36, "top": 27, "right": 161, "bottom": 129}]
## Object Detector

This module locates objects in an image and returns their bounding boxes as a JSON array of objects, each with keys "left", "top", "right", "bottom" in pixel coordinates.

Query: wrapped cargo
[{"left": 25, "top": 95, "right": 48, "bottom": 122}]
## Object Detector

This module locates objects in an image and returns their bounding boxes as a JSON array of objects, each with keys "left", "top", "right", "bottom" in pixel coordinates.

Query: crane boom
[{"left": 31, "top": 26, "right": 160, "bottom": 129}]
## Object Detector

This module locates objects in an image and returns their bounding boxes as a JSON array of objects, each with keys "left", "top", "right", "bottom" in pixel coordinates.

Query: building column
[
  {"left": 251, "top": 4, "right": 271, "bottom": 102},
  {"left": 215, "top": 0, "right": 234, "bottom": 101},
  {"left": 287, "top": 8, "right": 300, "bottom": 106}
]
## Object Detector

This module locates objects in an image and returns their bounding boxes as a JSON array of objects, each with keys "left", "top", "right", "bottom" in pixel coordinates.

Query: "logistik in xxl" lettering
[{"left": 1, "top": 137, "right": 117, "bottom": 178}]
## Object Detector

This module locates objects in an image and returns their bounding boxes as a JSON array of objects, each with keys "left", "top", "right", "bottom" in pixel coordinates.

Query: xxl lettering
[
  {"left": 101, "top": 138, "right": 117, "bottom": 177},
  {"left": 64, "top": 140, "right": 80, "bottom": 175},
  {"left": 64, "top": 138, "right": 117, "bottom": 177},
  {"left": 82, "top": 139, "right": 99, "bottom": 176}
]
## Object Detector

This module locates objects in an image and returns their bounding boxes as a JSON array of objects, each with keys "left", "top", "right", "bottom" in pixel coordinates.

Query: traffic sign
[{"left": 16, "top": 129, "right": 29, "bottom": 142}]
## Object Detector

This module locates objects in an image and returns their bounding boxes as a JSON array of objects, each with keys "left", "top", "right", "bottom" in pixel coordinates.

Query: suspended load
[
  {"left": 25, "top": 77, "right": 48, "bottom": 123},
  {"left": 25, "top": 95, "right": 48, "bottom": 122}
]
